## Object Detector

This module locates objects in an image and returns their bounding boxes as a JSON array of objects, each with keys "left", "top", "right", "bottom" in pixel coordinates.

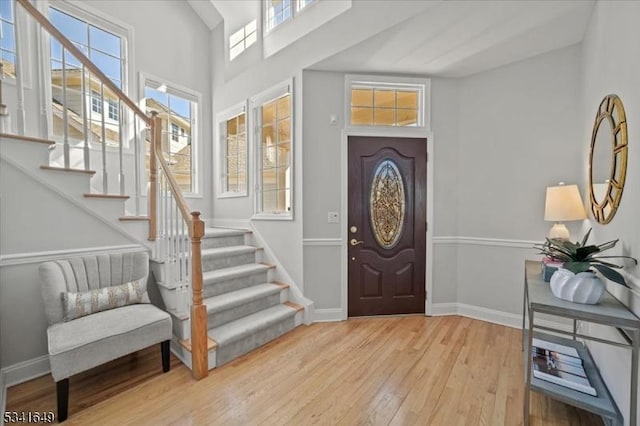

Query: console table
[{"left": 523, "top": 260, "right": 640, "bottom": 426}]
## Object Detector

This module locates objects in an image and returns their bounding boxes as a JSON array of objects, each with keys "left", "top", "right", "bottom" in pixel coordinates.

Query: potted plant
[{"left": 534, "top": 229, "right": 637, "bottom": 304}]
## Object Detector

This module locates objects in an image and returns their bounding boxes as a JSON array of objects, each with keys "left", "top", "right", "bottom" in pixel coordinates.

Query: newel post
[
  {"left": 148, "top": 112, "right": 160, "bottom": 241},
  {"left": 190, "top": 211, "right": 208, "bottom": 379}
]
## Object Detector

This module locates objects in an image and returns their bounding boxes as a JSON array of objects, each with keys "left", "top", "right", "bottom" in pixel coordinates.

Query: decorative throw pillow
[{"left": 62, "top": 279, "right": 147, "bottom": 322}]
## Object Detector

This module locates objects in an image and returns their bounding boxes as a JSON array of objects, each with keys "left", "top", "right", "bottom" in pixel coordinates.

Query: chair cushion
[
  {"left": 47, "top": 304, "right": 172, "bottom": 381},
  {"left": 62, "top": 279, "right": 147, "bottom": 321}
]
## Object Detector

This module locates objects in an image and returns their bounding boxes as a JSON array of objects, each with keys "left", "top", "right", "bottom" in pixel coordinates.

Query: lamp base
[{"left": 549, "top": 223, "right": 570, "bottom": 240}]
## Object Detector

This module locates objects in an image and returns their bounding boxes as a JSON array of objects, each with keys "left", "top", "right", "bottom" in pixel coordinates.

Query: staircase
[
  {"left": 1, "top": 0, "right": 309, "bottom": 379},
  {"left": 163, "top": 228, "right": 304, "bottom": 368}
]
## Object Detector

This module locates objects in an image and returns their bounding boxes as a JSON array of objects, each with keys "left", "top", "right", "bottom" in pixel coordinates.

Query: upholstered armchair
[{"left": 39, "top": 250, "right": 172, "bottom": 422}]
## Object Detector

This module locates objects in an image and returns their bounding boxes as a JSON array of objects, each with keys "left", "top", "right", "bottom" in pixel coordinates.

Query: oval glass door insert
[{"left": 369, "top": 159, "right": 406, "bottom": 249}]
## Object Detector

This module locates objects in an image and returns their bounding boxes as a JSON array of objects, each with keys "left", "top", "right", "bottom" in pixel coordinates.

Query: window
[
  {"left": 250, "top": 80, "right": 293, "bottom": 218},
  {"left": 49, "top": 6, "right": 126, "bottom": 145},
  {"left": 265, "top": 0, "right": 316, "bottom": 33},
  {"left": 217, "top": 104, "right": 248, "bottom": 198},
  {"left": 143, "top": 76, "right": 200, "bottom": 194},
  {"left": 91, "top": 90, "right": 102, "bottom": 113},
  {"left": 229, "top": 20, "right": 257, "bottom": 61},
  {"left": 170, "top": 122, "right": 179, "bottom": 142},
  {"left": 107, "top": 99, "right": 119, "bottom": 121},
  {"left": 0, "top": 0, "right": 16, "bottom": 78},
  {"left": 347, "top": 76, "right": 428, "bottom": 128}
]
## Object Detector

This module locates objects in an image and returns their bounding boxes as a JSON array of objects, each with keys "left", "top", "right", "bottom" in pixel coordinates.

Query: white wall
[
  {"left": 454, "top": 45, "right": 582, "bottom": 315},
  {"left": 580, "top": 2, "right": 640, "bottom": 424}
]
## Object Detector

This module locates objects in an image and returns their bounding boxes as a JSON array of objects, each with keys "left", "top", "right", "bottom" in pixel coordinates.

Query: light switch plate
[{"left": 328, "top": 211, "right": 339, "bottom": 223}]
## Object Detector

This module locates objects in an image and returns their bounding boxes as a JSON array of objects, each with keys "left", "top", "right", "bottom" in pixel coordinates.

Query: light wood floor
[{"left": 6, "top": 316, "right": 602, "bottom": 425}]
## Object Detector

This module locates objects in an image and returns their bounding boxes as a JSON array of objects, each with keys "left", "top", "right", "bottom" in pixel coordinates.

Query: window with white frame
[
  {"left": 217, "top": 104, "right": 248, "bottom": 197},
  {"left": 107, "top": 98, "right": 119, "bottom": 121},
  {"left": 91, "top": 90, "right": 102, "bottom": 113},
  {"left": 48, "top": 5, "right": 126, "bottom": 145},
  {"left": 143, "top": 77, "right": 200, "bottom": 194},
  {"left": 229, "top": 20, "right": 257, "bottom": 61},
  {"left": 251, "top": 80, "right": 293, "bottom": 218},
  {"left": 347, "top": 77, "right": 427, "bottom": 128},
  {"left": 0, "top": 0, "right": 16, "bottom": 79},
  {"left": 264, "top": 0, "right": 316, "bottom": 33}
]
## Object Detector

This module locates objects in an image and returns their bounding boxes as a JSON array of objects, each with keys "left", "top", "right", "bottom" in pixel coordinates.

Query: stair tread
[
  {"left": 84, "top": 193, "right": 130, "bottom": 200},
  {"left": 0, "top": 133, "right": 55, "bottom": 145},
  {"left": 203, "top": 263, "right": 273, "bottom": 283},
  {"left": 204, "top": 283, "right": 283, "bottom": 314},
  {"left": 119, "top": 216, "right": 150, "bottom": 221},
  {"left": 202, "top": 245, "right": 258, "bottom": 258},
  {"left": 204, "top": 227, "right": 250, "bottom": 238},
  {"left": 209, "top": 304, "right": 297, "bottom": 345},
  {"left": 40, "top": 165, "right": 97, "bottom": 175}
]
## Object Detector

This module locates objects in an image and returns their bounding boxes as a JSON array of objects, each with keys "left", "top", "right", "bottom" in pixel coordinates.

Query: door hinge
[
  {"left": 426, "top": 152, "right": 429, "bottom": 162},
  {"left": 426, "top": 221, "right": 428, "bottom": 232}
]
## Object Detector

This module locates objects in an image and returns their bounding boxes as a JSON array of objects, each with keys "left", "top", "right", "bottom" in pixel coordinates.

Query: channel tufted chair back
[{"left": 39, "top": 250, "right": 172, "bottom": 422}]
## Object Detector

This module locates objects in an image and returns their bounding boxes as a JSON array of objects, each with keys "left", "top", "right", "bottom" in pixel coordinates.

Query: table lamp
[{"left": 544, "top": 183, "right": 587, "bottom": 240}]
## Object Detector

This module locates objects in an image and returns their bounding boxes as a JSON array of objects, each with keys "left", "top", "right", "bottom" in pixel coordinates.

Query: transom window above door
[{"left": 346, "top": 76, "right": 430, "bottom": 129}]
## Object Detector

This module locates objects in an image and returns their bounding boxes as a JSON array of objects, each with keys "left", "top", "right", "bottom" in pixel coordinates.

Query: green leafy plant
[{"left": 534, "top": 228, "right": 637, "bottom": 287}]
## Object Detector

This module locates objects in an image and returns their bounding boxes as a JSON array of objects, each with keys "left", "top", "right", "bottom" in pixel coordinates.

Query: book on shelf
[
  {"left": 531, "top": 346, "right": 583, "bottom": 368},
  {"left": 531, "top": 348, "right": 587, "bottom": 377},
  {"left": 532, "top": 337, "right": 580, "bottom": 358},
  {"left": 531, "top": 352, "right": 597, "bottom": 396}
]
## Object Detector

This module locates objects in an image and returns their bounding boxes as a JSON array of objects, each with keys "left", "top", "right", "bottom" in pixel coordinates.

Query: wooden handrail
[{"left": 16, "top": 0, "right": 150, "bottom": 125}]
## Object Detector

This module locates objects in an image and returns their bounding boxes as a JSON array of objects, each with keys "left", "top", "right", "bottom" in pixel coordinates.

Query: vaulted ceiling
[{"left": 187, "top": 0, "right": 595, "bottom": 77}]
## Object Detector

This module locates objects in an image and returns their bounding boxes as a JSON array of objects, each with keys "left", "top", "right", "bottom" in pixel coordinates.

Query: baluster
[
  {"left": 118, "top": 99, "right": 124, "bottom": 195},
  {"left": 81, "top": 66, "right": 89, "bottom": 170},
  {"left": 100, "top": 83, "right": 107, "bottom": 193},
  {"left": 13, "top": 0, "right": 24, "bottom": 135},
  {"left": 0, "top": 63, "right": 8, "bottom": 133},
  {"left": 133, "top": 118, "right": 140, "bottom": 215},
  {"left": 149, "top": 113, "right": 159, "bottom": 241},
  {"left": 61, "top": 48, "right": 69, "bottom": 167}
]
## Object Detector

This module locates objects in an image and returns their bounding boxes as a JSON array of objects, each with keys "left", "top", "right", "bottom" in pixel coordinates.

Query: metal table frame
[{"left": 523, "top": 261, "right": 640, "bottom": 426}]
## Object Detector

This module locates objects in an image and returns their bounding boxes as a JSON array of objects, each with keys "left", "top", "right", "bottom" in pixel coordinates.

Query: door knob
[{"left": 350, "top": 238, "right": 364, "bottom": 246}]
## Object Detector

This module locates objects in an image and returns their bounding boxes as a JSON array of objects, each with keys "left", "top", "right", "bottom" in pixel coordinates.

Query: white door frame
[{"left": 340, "top": 126, "right": 434, "bottom": 319}]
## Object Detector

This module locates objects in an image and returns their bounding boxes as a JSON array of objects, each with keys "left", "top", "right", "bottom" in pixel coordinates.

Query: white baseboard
[
  {"left": 1, "top": 369, "right": 6, "bottom": 423},
  {"left": 1, "top": 355, "right": 50, "bottom": 388},
  {"left": 430, "top": 302, "right": 574, "bottom": 332},
  {"left": 313, "top": 308, "right": 344, "bottom": 322}
]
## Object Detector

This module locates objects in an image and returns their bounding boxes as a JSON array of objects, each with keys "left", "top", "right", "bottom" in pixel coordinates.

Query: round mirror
[{"left": 589, "top": 94, "right": 628, "bottom": 224}]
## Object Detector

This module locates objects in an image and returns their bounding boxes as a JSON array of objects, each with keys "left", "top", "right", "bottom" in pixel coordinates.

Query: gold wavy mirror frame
[{"left": 589, "top": 94, "right": 628, "bottom": 224}]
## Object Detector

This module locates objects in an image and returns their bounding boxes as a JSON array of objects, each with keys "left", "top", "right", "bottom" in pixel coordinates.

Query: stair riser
[
  {"left": 201, "top": 235, "right": 245, "bottom": 249},
  {"left": 204, "top": 270, "right": 269, "bottom": 298},
  {"left": 0, "top": 139, "right": 50, "bottom": 169},
  {"left": 208, "top": 292, "right": 282, "bottom": 329},
  {"left": 38, "top": 171, "right": 92, "bottom": 194},
  {"left": 202, "top": 252, "right": 256, "bottom": 272},
  {"left": 215, "top": 315, "right": 296, "bottom": 366},
  {"left": 81, "top": 197, "right": 126, "bottom": 218}
]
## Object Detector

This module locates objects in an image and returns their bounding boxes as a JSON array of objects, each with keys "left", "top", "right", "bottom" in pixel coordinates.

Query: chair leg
[
  {"left": 161, "top": 340, "right": 170, "bottom": 373},
  {"left": 56, "top": 378, "right": 69, "bottom": 422}
]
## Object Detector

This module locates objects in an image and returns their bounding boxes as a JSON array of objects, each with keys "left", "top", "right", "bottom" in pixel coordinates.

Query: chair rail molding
[
  {"left": 433, "top": 236, "right": 542, "bottom": 249},
  {"left": 0, "top": 244, "right": 146, "bottom": 266}
]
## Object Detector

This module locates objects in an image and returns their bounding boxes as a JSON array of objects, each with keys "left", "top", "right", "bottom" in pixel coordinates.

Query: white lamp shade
[{"left": 544, "top": 184, "right": 587, "bottom": 222}]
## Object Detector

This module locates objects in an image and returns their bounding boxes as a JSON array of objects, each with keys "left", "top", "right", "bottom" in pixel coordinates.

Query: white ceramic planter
[{"left": 549, "top": 268, "right": 604, "bottom": 304}]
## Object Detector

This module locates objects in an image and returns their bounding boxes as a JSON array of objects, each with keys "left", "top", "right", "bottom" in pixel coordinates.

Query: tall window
[
  {"left": 229, "top": 20, "right": 257, "bottom": 61},
  {"left": 0, "top": 0, "right": 16, "bottom": 78},
  {"left": 251, "top": 80, "right": 293, "bottom": 218},
  {"left": 143, "top": 78, "right": 199, "bottom": 194},
  {"left": 218, "top": 105, "right": 248, "bottom": 197},
  {"left": 347, "top": 77, "right": 428, "bottom": 128},
  {"left": 265, "top": 0, "right": 316, "bottom": 33},
  {"left": 49, "top": 6, "right": 125, "bottom": 145}
]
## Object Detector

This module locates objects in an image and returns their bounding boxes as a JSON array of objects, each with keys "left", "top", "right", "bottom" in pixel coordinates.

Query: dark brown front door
[{"left": 348, "top": 136, "right": 426, "bottom": 317}]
